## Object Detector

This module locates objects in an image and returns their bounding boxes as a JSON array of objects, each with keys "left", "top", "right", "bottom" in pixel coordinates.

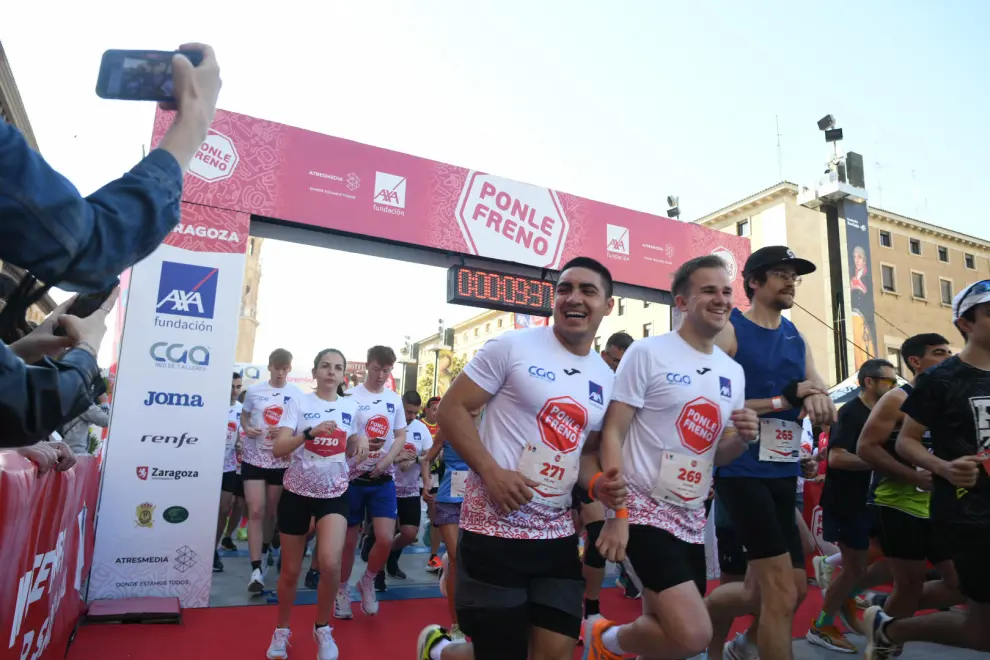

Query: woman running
[{"left": 265, "top": 348, "right": 369, "bottom": 660}]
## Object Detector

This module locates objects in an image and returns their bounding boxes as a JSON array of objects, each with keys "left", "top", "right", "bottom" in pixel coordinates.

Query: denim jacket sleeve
[
  {"left": 0, "top": 120, "right": 185, "bottom": 293},
  {"left": 0, "top": 344, "right": 105, "bottom": 447}
]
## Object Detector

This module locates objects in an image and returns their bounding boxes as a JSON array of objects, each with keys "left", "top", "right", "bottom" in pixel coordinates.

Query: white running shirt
[
  {"left": 241, "top": 381, "right": 305, "bottom": 469},
  {"left": 223, "top": 401, "right": 243, "bottom": 473},
  {"left": 347, "top": 384, "right": 407, "bottom": 480},
  {"left": 613, "top": 332, "right": 745, "bottom": 544},
  {"left": 460, "top": 327, "right": 615, "bottom": 540},
  {"left": 395, "top": 418, "right": 432, "bottom": 497},
  {"left": 279, "top": 393, "right": 358, "bottom": 499}
]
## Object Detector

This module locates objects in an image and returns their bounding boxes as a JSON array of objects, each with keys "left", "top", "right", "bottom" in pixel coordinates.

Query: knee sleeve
[{"left": 583, "top": 520, "right": 606, "bottom": 569}]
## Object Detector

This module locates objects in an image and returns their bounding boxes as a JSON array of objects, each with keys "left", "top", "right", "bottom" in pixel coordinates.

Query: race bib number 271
[{"left": 518, "top": 442, "right": 579, "bottom": 507}]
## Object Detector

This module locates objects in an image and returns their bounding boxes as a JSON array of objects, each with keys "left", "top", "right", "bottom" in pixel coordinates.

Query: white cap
[{"left": 952, "top": 280, "right": 990, "bottom": 322}]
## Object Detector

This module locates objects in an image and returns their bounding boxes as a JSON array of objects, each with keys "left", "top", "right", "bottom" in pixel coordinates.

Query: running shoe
[
  {"left": 265, "top": 627, "right": 290, "bottom": 660},
  {"left": 416, "top": 625, "right": 450, "bottom": 660},
  {"left": 839, "top": 598, "right": 864, "bottom": 634},
  {"left": 305, "top": 568, "right": 320, "bottom": 590},
  {"left": 806, "top": 623, "right": 857, "bottom": 653},
  {"left": 856, "top": 592, "right": 889, "bottom": 610},
  {"left": 449, "top": 624, "right": 466, "bottom": 643},
  {"left": 213, "top": 551, "right": 223, "bottom": 573},
  {"left": 584, "top": 618, "right": 622, "bottom": 660},
  {"left": 333, "top": 586, "right": 353, "bottom": 620},
  {"left": 863, "top": 606, "right": 899, "bottom": 660},
  {"left": 248, "top": 568, "right": 265, "bottom": 594},
  {"left": 723, "top": 632, "right": 758, "bottom": 660},
  {"left": 314, "top": 625, "right": 339, "bottom": 660},
  {"left": 579, "top": 613, "right": 603, "bottom": 648},
  {"left": 220, "top": 536, "right": 237, "bottom": 551},
  {"left": 426, "top": 554, "right": 443, "bottom": 573},
  {"left": 813, "top": 554, "right": 836, "bottom": 593},
  {"left": 374, "top": 570, "right": 387, "bottom": 593},
  {"left": 357, "top": 573, "right": 379, "bottom": 615}
]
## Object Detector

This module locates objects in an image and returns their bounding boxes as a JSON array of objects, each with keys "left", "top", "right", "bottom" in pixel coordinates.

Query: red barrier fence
[{"left": 0, "top": 453, "right": 100, "bottom": 660}]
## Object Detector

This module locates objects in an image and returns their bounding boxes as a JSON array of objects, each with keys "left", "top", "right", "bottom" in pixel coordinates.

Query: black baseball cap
[{"left": 742, "top": 246, "right": 817, "bottom": 278}]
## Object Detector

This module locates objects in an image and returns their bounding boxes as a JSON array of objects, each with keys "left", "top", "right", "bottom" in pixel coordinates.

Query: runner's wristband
[
  {"left": 614, "top": 508, "right": 629, "bottom": 519},
  {"left": 781, "top": 381, "right": 803, "bottom": 409},
  {"left": 588, "top": 471, "right": 604, "bottom": 501},
  {"left": 771, "top": 396, "right": 784, "bottom": 412}
]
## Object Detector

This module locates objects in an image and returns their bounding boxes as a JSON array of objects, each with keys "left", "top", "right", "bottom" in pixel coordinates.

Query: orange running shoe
[
  {"left": 426, "top": 555, "right": 443, "bottom": 573},
  {"left": 586, "top": 618, "right": 623, "bottom": 660}
]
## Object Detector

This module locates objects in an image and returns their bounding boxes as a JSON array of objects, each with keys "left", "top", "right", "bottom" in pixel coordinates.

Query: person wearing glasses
[
  {"left": 334, "top": 345, "right": 407, "bottom": 620},
  {"left": 805, "top": 359, "right": 898, "bottom": 652},
  {"left": 863, "top": 280, "right": 990, "bottom": 658},
  {"left": 704, "top": 246, "right": 837, "bottom": 660}
]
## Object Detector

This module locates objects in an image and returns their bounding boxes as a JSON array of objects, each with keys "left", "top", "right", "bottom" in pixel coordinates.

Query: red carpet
[{"left": 68, "top": 583, "right": 825, "bottom": 659}]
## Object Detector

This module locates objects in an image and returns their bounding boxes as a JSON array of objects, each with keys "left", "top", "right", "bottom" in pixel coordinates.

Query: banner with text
[
  {"left": 843, "top": 200, "right": 879, "bottom": 369},
  {"left": 88, "top": 204, "right": 249, "bottom": 609},
  {"left": 1, "top": 454, "right": 100, "bottom": 660},
  {"left": 152, "top": 109, "right": 751, "bottom": 307}
]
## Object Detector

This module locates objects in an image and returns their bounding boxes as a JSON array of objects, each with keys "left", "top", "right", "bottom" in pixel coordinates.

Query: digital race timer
[{"left": 446, "top": 265, "right": 554, "bottom": 316}]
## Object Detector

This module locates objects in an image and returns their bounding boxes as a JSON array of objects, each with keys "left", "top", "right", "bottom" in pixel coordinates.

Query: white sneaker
[
  {"left": 357, "top": 573, "right": 379, "bottom": 615},
  {"left": 813, "top": 554, "right": 836, "bottom": 593},
  {"left": 248, "top": 568, "right": 265, "bottom": 594},
  {"left": 333, "top": 586, "right": 353, "bottom": 620},
  {"left": 582, "top": 613, "right": 602, "bottom": 647},
  {"left": 314, "top": 626, "right": 339, "bottom": 660},
  {"left": 266, "top": 627, "right": 290, "bottom": 660},
  {"left": 724, "top": 632, "right": 758, "bottom": 660}
]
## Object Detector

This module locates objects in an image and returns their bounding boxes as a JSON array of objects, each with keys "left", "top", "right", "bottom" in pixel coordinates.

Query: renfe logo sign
[
  {"left": 156, "top": 262, "right": 220, "bottom": 319},
  {"left": 456, "top": 173, "right": 569, "bottom": 269}
]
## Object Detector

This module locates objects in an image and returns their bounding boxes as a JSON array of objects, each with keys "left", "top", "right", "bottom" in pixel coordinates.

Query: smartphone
[
  {"left": 96, "top": 49, "right": 203, "bottom": 102},
  {"left": 53, "top": 281, "right": 119, "bottom": 337}
]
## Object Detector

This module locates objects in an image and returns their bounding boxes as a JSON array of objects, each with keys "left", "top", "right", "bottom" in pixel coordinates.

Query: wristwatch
[{"left": 303, "top": 427, "right": 314, "bottom": 440}]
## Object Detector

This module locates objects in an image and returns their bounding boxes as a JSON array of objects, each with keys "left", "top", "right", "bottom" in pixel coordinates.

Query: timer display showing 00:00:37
[{"left": 446, "top": 266, "right": 554, "bottom": 316}]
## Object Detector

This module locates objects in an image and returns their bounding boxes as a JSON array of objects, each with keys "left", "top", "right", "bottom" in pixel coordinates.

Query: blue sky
[{"left": 4, "top": 0, "right": 988, "bottom": 362}]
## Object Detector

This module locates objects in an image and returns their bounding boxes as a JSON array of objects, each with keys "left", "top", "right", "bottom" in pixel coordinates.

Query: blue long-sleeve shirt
[{"left": 0, "top": 120, "right": 186, "bottom": 446}]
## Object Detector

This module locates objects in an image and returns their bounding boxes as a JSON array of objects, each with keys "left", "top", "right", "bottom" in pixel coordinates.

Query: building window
[
  {"left": 643, "top": 322, "right": 653, "bottom": 338},
  {"left": 938, "top": 246, "right": 949, "bottom": 263},
  {"left": 911, "top": 272, "right": 926, "bottom": 299},
  {"left": 463, "top": 333, "right": 468, "bottom": 342},
  {"left": 881, "top": 264, "right": 896, "bottom": 292},
  {"left": 887, "top": 347, "right": 903, "bottom": 377},
  {"left": 485, "top": 323, "right": 491, "bottom": 333},
  {"left": 618, "top": 298, "right": 626, "bottom": 316},
  {"left": 594, "top": 336, "right": 601, "bottom": 353},
  {"left": 248, "top": 239, "right": 255, "bottom": 256},
  {"left": 473, "top": 328, "right": 479, "bottom": 337},
  {"left": 644, "top": 300, "right": 651, "bottom": 308},
  {"left": 498, "top": 318, "right": 503, "bottom": 328},
  {"left": 940, "top": 278, "right": 953, "bottom": 306},
  {"left": 879, "top": 231, "right": 892, "bottom": 248},
  {"left": 909, "top": 238, "right": 921, "bottom": 255},
  {"left": 736, "top": 220, "right": 750, "bottom": 237},
  {"left": 966, "top": 253, "right": 976, "bottom": 270}
]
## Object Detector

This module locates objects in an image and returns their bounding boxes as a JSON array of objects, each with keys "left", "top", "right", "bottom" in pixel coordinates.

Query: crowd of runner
[{"left": 209, "top": 249, "right": 990, "bottom": 660}]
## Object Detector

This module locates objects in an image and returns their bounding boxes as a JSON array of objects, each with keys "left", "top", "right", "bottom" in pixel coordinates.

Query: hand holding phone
[
  {"left": 54, "top": 280, "right": 119, "bottom": 337},
  {"left": 96, "top": 49, "right": 204, "bottom": 102}
]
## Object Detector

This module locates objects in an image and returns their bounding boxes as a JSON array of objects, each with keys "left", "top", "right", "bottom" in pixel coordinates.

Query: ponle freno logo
[
  {"left": 455, "top": 173, "right": 569, "bottom": 270},
  {"left": 155, "top": 261, "right": 220, "bottom": 321},
  {"left": 188, "top": 130, "right": 239, "bottom": 183},
  {"left": 606, "top": 224, "right": 630, "bottom": 259},
  {"left": 373, "top": 172, "right": 406, "bottom": 215},
  {"left": 150, "top": 342, "right": 210, "bottom": 371},
  {"left": 711, "top": 247, "right": 739, "bottom": 281}
]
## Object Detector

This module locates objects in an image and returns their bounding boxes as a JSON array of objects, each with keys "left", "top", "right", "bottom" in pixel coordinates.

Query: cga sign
[
  {"left": 150, "top": 342, "right": 210, "bottom": 370},
  {"left": 456, "top": 173, "right": 569, "bottom": 269}
]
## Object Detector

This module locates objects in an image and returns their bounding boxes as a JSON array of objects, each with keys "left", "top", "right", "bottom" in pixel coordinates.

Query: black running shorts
[
  {"left": 874, "top": 507, "right": 949, "bottom": 564},
  {"left": 277, "top": 489, "right": 348, "bottom": 536},
  {"left": 715, "top": 476, "right": 804, "bottom": 568},
  {"left": 456, "top": 530, "right": 583, "bottom": 659},
  {"left": 624, "top": 524, "right": 707, "bottom": 597}
]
